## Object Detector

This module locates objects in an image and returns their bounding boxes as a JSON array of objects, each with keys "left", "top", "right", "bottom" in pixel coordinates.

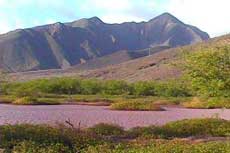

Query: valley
[{"left": 0, "top": 9, "right": 229, "bottom": 153}]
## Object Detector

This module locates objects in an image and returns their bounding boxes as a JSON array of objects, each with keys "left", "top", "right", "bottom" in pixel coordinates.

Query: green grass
[
  {"left": 0, "top": 124, "right": 100, "bottom": 153},
  {"left": 0, "top": 95, "right": 16, "bottom": 104},
  {"left": 88, "top": 123, "right": 124, "bottom": 136},
  {"left": 183, "top": 97, "right": 230, "bottom": 109},
  {"left": 0, "top": 118, "right": 229, "bottom": 153},
  {"left": 12, "top": 141, "right": 70, "bottom": 153},
  {"left": 84, "top": 140, "right": 230, "bottom": 153},
  {"left": 128, "top": 118, "right": 230, "bottom": 138},
  {"left": 110, "top": 99, "right": 165, "bottom": 111},
  {"left": 11, "top": 96, "right": 64, "bottom": 105},
  {"left": 161, "top": 118, "right": 230, "bottom": 137},
  {"left": 110, "top": 96, "right": 192, "bottom": 111},
  {"left": 1, "top": 94, "right": 229, "bottom": 110}
]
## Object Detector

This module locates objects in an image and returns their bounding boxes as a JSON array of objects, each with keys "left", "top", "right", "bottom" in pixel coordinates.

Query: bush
[
  {"left": 111, "top": 100, "right": 164, "bottom": 111},
  {"left": 128, "top": 126, "right": 160, "bottom": 138},
  {"left": 2, "top": 78, "right": 192, "bottom": 97},
  {"left": 88, "top": 123, "right": 124, "bottom": 136},
  {"left": 183, "top": 97, "right": 230, "bottom": 109},
  {"left": 183, "top": 46, "right": 230, "bottom": 97},
  {"left": 0, "top": 119, "right": 230, "bottom": 152},
  {"left": 127, "top": 118, "right": 230, "bottom": 138},
  {"left": 13, "top": 97, "right": 38, "bottom": 105},
  {"left": 40, "top": 78, "right": 82, "bottom": 95},
  {"left": 13, "top": 83, "right": 41, "bottom": 98},
  {"left": 0, "top": 95, "right": 16, "bottom": 103},
  {"left": 132, "top": 81, "right": 156, "bottom": 96},
  {"left": 102, "top": 80, "right": 131, "bottom": 95},
  {"left": 81, "top": 79, "right": 103, "bottom": 95},
  {"left": 84, "top": 141, "right": 230, "bottom": 153},
  {"left": 12, "top": 141, "right": 70, "bottom": 153},
  {"left": 0, "top": 124, "right": 99, "bottom": 152},
  {"left": 154, "top": 81, "right": 191, "bottom": 97},
  {"left": 161, "top": 118, "right": 230, "bottom": 137}
]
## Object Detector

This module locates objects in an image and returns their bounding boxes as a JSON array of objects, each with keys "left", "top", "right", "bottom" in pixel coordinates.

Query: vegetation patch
[
  {"left": 111, "top": 99, "right": 165, "bottom": 111},
  {"left": 183, "top": 97, "right": 230, "bottom": 109},
  {"left": 84, "top": 140, "right": 230, "bottom": 153},
  {"left": 0, "top": 118, "right": 229, "bottom": 152},
  {"left": 128, "top": 118, "right": 230, "bottom": 138},
  {"left": 183, "top": 46, "right": 230, "bottom": 97},
  {"left": 161, "top": 118, "right": 230, "bottom": 137},
  {"left": 88, "top": 123, "right": 124, "bottom": 136},
  {"left": 12, "top": 97, "right": 39, "bottom": 105},
  {"left": 0, "top": 95, "right": 16, "bottom": 104}
]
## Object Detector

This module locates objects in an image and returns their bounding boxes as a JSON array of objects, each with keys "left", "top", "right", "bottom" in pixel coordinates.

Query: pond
[{"left": 0, "top": 104, "right": 229, "bottom": 129}]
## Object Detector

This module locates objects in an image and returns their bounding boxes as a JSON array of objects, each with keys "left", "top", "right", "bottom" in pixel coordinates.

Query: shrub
[
  {"left": 0, "top": 119, "right": 230, "bottom": 152},
  {"left": 88, "top": 123, "right": 124, "bottom": 136},
  {"left": 102, "top": 80, "right": 130, "bottom": 95},
  {"left": 128, "top": 126, "right": 160, "bottom": 138},
  {"left": 81, "top": 79, "right": 103, "bottom": 94},
  {"left": 111, "top": 100, "right": 164, "bottom": 111},
  {"left": 132, "top": 81, "right": 156, "bottom": 96},
  {"left": 127, "top": 118, "right": 230, "bottom": 138},
  {"left": 41, "top": 78, "right": 82, "bottom": 95},
  {"left": 13, "top": 97, "right": 38, "bottom": 105},
  {"left": 154, "top": 81, "right": 191, "bottom": 97},
  {"left": 84, "top": 141, "right": 230, "bottom": 153},
  {"left": 183, "top": 46, "right": 230, "bottom": 97},
  {"left": 0, "top": 124, "right": 99, "bottom": 152},
  {"left": 183, "top": 97, "right": 230, "bottom": 108},
  {"left": 0, "top": 95, "right": 16, "bottom": 103},
  {"left": 161, "top": 118, "right": 230, "bottom": 137},
  {"left": 12, "top": 141, "right": 70, "bottom": 153},
  {"left": 13, "top": 83, "right": 41, "bottom": 98}
]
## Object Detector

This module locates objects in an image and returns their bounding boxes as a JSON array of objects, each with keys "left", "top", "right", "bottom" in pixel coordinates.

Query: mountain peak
[
  {"left": 89, "top": 17, "right": 104, "bottom": 24},
  {"left": 159, "top": 12, "right": 175, "bottom": 18},
  {"left": 48, "top": 22, "right": 67, "bottom": 35},
  {"left": 150, "top": 12, "right": 182, "bottom": 23}
]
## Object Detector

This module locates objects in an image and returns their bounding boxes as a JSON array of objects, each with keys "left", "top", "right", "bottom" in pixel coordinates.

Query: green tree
[{"left": 183, "top": 46, "right": 230, "bottom": 97}]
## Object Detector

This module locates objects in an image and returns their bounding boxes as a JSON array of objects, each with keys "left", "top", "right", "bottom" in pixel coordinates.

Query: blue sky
[{"left": 0, "top": 0, "right": 230, "bottom": 37}]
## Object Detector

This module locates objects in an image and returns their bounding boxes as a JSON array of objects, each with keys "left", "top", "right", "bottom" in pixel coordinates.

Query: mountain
[
  {"left": 0, "top": 13, "right": 209, "bottom": 72},
  {"left": 77, "top": 34, "right": 229, "bottom": 82},
  {"left": 10, "top": 34, "right": 229, "bottom": 82}
]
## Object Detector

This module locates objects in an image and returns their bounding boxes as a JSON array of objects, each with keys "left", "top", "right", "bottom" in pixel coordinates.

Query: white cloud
[
  {"left": 80, "top": 0, "right": 158, "bottom": 23},
  {"left": 90, "top": 0, "right": 131, "bottom": 11},
  {"left": 0, "top": 21, "right": 11, "bottom": 34},
  {"left": 45, "top": 19, "right": 56, "bottom": 25},
  {"left": 80, "top": 0, "right": 131, "bottom": 12},
  {"left": 79, "top": 0, "right": 230, "bottom": 37},
  {"left": 101, "top": 14, "right": 144, "bottom": 23},
  {"left": 0, "top": 0, "right": 230, "bottom": 37},
  {"left": 166, "top": 0, "right": 230, "bottom": 37}
]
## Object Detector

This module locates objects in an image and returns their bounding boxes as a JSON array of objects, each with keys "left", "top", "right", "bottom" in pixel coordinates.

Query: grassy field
[{"left": 0, "top": 118, "right": 229, "bottom": 153}]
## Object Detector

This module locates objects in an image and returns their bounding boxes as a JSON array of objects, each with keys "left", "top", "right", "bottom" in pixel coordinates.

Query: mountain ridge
[
  {"left": 10, "top": 34, "right": 230, "bottom": 82},
  {"left": 0, "top": 13, "right": 209, "bottom": 72}
]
